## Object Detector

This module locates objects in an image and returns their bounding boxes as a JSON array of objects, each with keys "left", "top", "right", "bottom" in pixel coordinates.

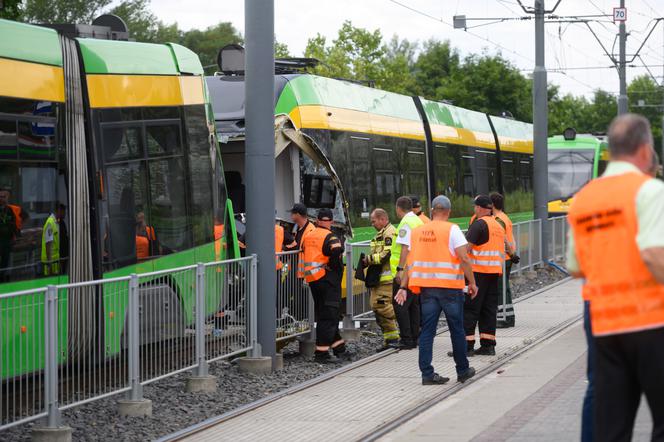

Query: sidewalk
[
  {"left": 166, "top": 279, "right": 584, "bottom": 442},
  {"left": 383, "top": 322, "right": 653, "bottom": 441}
]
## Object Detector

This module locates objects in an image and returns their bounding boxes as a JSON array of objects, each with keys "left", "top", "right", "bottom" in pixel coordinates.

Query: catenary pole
[
  {"left": 245, "top": 0, "right": 276, "bottom": 361},
  {"left": 533, "top": 0, "right": 549, "bottom": 260},
  {"left": 618, "top": 0, "right": 628, "bottom": 115}
]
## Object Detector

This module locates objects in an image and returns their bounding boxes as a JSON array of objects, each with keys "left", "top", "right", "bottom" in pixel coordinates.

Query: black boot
[
  {"left": 332, "top": 343, "right": 352, "bottom": 361},
  {"left": 474, "top": 346, "right": 496, "bottom": 356},
  {"left": 314, "top": 350, "right": 335, "bottom": 363}
]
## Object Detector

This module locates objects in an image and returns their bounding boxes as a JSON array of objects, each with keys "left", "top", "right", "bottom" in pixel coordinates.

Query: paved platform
[
  {"left": 168, "top": 279, "right": 585, "bottom": 442},
  {"left": 384, "top": 322, "right": 653, "bottom": 441}
]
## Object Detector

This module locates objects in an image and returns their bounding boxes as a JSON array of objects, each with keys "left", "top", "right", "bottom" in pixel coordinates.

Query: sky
[{"left": 149, "top": 0, "right": 664, "bottom": 99}]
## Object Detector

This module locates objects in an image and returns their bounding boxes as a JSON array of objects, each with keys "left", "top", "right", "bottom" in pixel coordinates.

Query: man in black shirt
[{"left": 289, "top": 203, "right": 314, "bottom": 247}]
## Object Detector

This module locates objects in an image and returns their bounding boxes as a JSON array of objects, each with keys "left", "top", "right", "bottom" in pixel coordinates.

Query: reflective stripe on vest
[
  {"left": 302, "top": 227, "right": 330, "bottom": 283},
  {"left": 390, "top": 214, "right": 423, "bottom": 276},
  {"left": 569, "top": 170, "right": 664, "bottom": 336},
  {"left": 469, "top": 216, "right": 504, "bottom": 274},
  {"left": 406, "top": 220, "right": 465, "bottom": 291}
]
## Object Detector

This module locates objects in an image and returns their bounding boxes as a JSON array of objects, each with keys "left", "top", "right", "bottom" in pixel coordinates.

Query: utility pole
[
  {"left": 618, "top": 0, "right": 628, "bottom": 115},
  {"left": 245, "top": 0, "right": 276, "bottom": 362},
  {"left": 533, "top": 0, "right": 549, "bottom": 260}
]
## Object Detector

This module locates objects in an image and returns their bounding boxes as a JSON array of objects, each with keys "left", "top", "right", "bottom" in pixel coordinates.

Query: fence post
[
  {"left": 538, "top": 219, "right": 543, "bottom": 265},
  {"left": 515, "top": 222, "right": 522, "bottom": 274},
  {"left": 117, "top": 274, "right": 152, "bottom": 416},
  {"left": 343, "top": 241, "right": 355, "bottom": 329},
  {"left": 44, "top": 285, "right": 61, "bottom": 428},
  {"left": 528, "top": 220, "right": 534, "bottom": 271},
  {"left": 194, "top": 263, "right": 208, "bottom": 377},
  {"left": 249, "top": 254, "right": 260, "bottom": 358},
  {"left": 562, "top": 218, "right": 567, "bottom": 263}
]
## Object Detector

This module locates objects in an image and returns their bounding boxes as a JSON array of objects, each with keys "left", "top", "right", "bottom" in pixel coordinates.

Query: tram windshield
[{"left": 547, "top": 149, "right": 595, "bottom": 202}]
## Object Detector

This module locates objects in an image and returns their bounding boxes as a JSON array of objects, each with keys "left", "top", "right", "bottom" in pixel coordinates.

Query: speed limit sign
[{"left": 613, "top": 7, "right": 627, "bottom": 22}]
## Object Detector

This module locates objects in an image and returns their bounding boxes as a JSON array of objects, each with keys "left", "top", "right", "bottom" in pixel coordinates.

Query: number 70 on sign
[{"left": 613, "top": 7, "right": 627, "bottom": 22}]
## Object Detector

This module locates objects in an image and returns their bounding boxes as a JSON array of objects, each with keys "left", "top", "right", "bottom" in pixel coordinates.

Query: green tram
[
  {"left": 207, "top": 64, "right": 534, "bottom": 242},
  {"left": 547, "top": 128, "right": 609, "bottom": 216},
  {"left": 0, "top": 19, "right": 239, "bottom": 379}
]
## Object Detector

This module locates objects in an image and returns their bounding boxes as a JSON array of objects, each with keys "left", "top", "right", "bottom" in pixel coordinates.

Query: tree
[
  {"left": 181, "top": 23, "right": 243, "bottom": 72},
  {"left": 110, "top": 0, "right": 180, "bottom": 43},
  {"left": 437, "top": 52, "right": 531, "bottom": 121},
  {"left": 22, "top": 0, "right": 111, "bottom": 23},
  {"left": 628, "top": 75, "right": 663, "bottom": 150},
  {"left": 275, "top": 41, "right": 291, "bottom": 58},
  {"left": 0, "top": 0, "right": 22, "bottom": 20},
  {"left": 412, "top": 40, "right": 460, "bottom": 98},
  {"left": 381, "top": 36, "right": 417, "bottom": 94}
]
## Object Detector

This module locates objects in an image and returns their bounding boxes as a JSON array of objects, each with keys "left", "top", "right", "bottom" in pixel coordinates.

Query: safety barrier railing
[
  {"left": 343, "top": 241, "right": 373, "bottom": 323},
  {"left": 275, "top": 251, "right": 312, "bottom": 342},
  {"left": 0, "top": 255, "right": 256, "bottom": 432},
  {"left": 511, "top": 218, "right": 543, "bottom": 274},
  {"left": 548, "top": 216, "right": 568, "bottom": 262}
]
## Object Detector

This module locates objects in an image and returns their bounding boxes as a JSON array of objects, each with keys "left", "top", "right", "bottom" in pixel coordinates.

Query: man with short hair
[
  {"left": 397, "top": 195, "right": 477, "bottom": 384},
  {"left": 490, "top": 192, "right": 519, "bottom": 328},
  {"left": 455, "top": 195, "right": 505, "bottom": 356},
  {"left": 289, "top": 203, "right": 315, "bottom": 279},
  {"left": 364, "top": 208, "right": 400, "bottom": 350},
  {"left": 410, "top": 195, "right": 431, "bottom": 223},
  {"left": 301, "top": 208, "right": 346, "bottom": 363},
  {"left": 567, "top": 114, "right": 664, "bottom": 441},
  {"left": 391, "top": 196, "right": 424, "bottom": 349}
]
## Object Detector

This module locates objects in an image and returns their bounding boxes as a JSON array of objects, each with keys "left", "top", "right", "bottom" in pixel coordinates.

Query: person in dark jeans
[
  {"left": 396, "top": 195, "right": 477, "bottom": 384},
  {"left": 581, "top": 301, "right": 594, "bottom": 442}
]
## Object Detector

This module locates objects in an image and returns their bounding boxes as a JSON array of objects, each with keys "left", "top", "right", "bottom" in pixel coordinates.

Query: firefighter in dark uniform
[{"left": 302, "top": 208, "right": 347, "bottom": 363}]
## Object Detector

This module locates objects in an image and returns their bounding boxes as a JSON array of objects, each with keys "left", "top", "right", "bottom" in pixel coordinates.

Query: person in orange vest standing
[
  {"left": 490, "top": 192, "right": 519, "bottom": 328},
  {"left": 301, "top": 208, "right": 346, "bottom": 363},
  {"left": 453, "top": 195, "right": 505, "bottom": 357},
  {"left": 568, "top": 114, "right": 664, "bottom": 441},
  {"left": 410, "top": 195, "right": 431, "bottom": 223},
  {"left": 289, "top": 203, "right": 315, "bottom": 279},
  {"left": 135, "top": 211, "right": 160, "bottom": 262},
  {"left": 396, "top": 195, "right": 477, "bottom": 384}
]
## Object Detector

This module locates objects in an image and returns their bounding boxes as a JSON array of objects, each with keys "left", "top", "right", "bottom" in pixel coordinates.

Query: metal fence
[
  {"left": 275, "top": 251, "right": 312, "bottom": 343},
  {"left": 0, "top": 256, "right": 257, "bottom": 431}
]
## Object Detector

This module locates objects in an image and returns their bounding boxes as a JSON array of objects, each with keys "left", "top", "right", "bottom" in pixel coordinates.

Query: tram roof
[{"left": 0, "top": 19, "right": 63, "bottom": 66}]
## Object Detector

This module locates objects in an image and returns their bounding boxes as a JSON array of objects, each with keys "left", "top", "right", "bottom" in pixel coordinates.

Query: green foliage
[
  {"left": 22, "top": 0, "right": 111, "bottom": 23},
  {"left": 628, "top": 75, "right": 663, "bottom": 150},
  {"left": 0, "top": 0, "right": 23, "bottom": 20},
  {"left": 275, "top": 41, "right": 291, "bottom": 58},
  {"left": 412, "top": 39, "right": 460, "bottom": 98},
  {"left": 110, "top": 0, "right": 179, "bottom": 43},
  {"left": 181, "top": 22, "right": 243, "bottom": 72}
]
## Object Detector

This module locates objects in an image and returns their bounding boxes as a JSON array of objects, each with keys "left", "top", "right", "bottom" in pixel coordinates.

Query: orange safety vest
[
  {"left": 407, "top": 220, "right": 465, "bottom": 293},
  {"left": 136, "top": 226, "right": 157, "bottom": 260},
  {"left": 214, "top": 224, "right": 224, "bottom": 260},
  {"left": 495, "top": 211, "right": 515, "bottom": 261},
  {"left": 301, "top": 227, "right": 330, "bottom": 283},
  {"left": 8, "top": 204, "right": 22, "bottom": 230},
  {"left": 569, "top": 171, "right": 664, "bottom": 336},
  {"left": 296, "top": 222, "right": 316, "bottom": 278},
  {"left": 418, "top": 212, "right": 431, "bottom": 224},
  {"left": 469, "top": 216, "right": 504, "bottom": 274},
  {"left": 275, "top": 224, "right": 284, "bottom": 270}
]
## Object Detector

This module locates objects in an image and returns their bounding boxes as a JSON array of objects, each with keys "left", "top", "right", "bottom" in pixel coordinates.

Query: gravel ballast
[{"left": 2, "top": 265, "right": 567, "bottom": 441}]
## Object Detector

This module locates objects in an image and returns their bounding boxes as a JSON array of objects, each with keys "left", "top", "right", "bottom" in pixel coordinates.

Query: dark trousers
[
  {"left": 497, "top": 260, "right": 514, "bottom": 326},
  {"left": 419, "top": 288, "right": 469, "bottom": 377},
  {"left": 309, "top": 277, "right": 342, "bottom": 348},
  {"left": 464, "top": 272, "right": 499, "bottom": 348},
  {"left": 594, "top": 326, "right": 664, "bottom": 441},
  {"left": 392, "top": 281, "right": 420, "bottom": 345},
  {"left": 582, "top": 301, "right": 594, "bottom": 442}
]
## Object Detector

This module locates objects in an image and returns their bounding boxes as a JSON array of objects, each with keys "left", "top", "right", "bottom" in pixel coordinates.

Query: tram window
[
  {"left": 18, "top": 120, "right": 56, "bottom": 161},
  {"left": 99, "top": 108, "right": 141, "bottom": 123},
  {"left": 102, "top": 126, "right": 142, "bottom": 162},
  {"left": 147, "top": 124, "right": 182, "bottom": 157},
  {"left": 105, "top": 162, "right": 148, "bottom": 268},
  {"left": 461, "top": 153, "right": 476, "bottom": 196},
  {"left": 303, "top": 174, "right": 336, "bottom": 208},
  {"left": 0, "top": 104, "right": 66, "bottom": 284},
  {"left": 148, "top": 158, "right": 190, "bottom": 253},
  {"left": 185, "top": 106, "right": 214, "bottom": 246},
  {"left": 143, "top": 107, "right": 180, "bottom": 120},
  {"left": 0, "top": 120, "right": 17, "bottom": 159}
]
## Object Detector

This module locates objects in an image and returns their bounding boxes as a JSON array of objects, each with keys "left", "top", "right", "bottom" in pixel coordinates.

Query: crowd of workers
[{"left": 290, "top": 189, "right": 519, "bottom": 374}]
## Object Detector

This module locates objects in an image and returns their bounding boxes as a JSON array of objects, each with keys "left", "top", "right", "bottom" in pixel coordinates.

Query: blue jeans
[
  {"left": 419, "top": 287, "right": 470, "bottom": 378},
  {"left": 582, "top": 301, "right": 594, "bottom": 442}
]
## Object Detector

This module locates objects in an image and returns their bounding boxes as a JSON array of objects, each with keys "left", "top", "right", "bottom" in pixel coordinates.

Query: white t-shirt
[
  {"left": 395, "top": 212, "right": 418, "bottom": 247},
  {"left": 406, "top": 223, "right": 467, "bottom": 256}
]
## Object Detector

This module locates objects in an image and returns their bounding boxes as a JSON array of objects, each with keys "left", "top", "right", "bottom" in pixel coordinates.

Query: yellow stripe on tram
[
  {"left": 86, "top": 74, "right": 206, "bottom": 108},
  {"left": 0, "top": 58, "right": 65, "bottom": 103}
]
